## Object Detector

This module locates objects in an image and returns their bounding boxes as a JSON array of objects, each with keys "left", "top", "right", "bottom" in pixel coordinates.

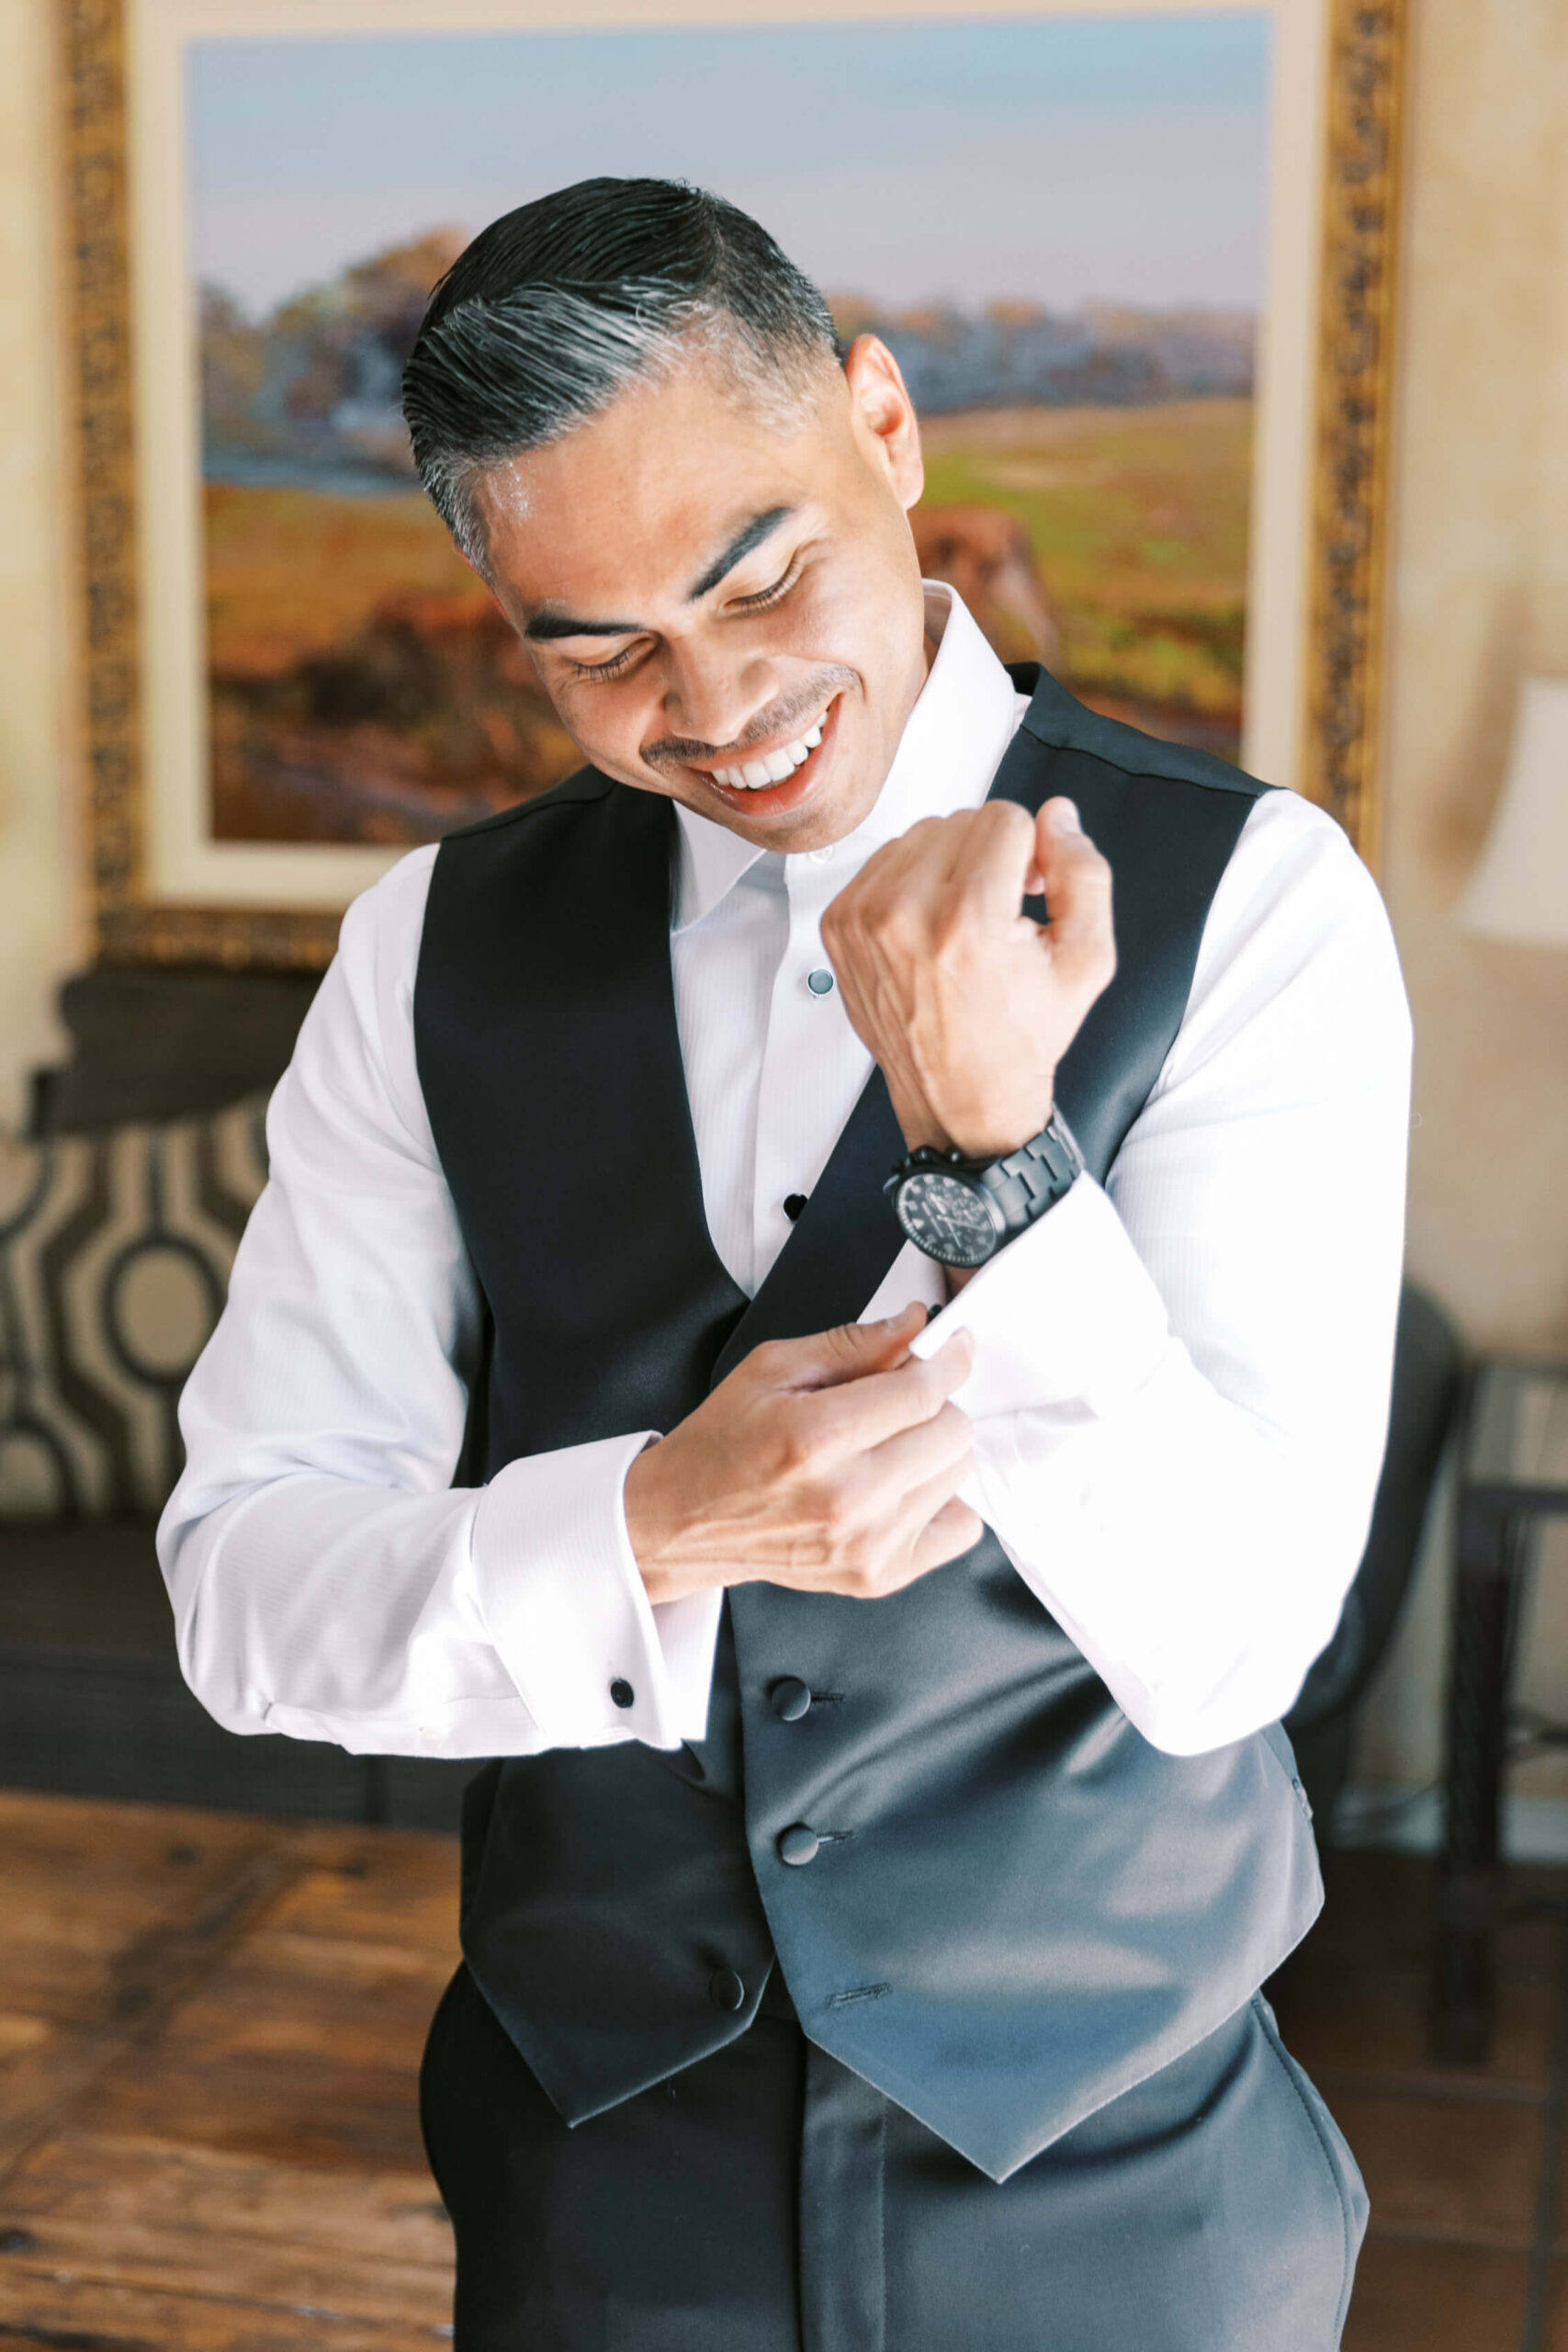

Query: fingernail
[{"left": 1046, "top": 798, "right": 1081, "bottom": 835}]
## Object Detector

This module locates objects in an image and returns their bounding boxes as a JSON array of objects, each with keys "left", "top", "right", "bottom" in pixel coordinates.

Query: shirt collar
[{"left": 671, "top": 583, "right": 1027, "bottom": 933}]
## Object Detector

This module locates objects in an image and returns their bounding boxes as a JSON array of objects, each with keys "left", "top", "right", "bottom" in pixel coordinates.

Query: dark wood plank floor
[
  {"left": 0, "top": 1792, "right": 457, "bottom": 2346},
  {"left": 1270, "top": 1848, "right": 1568, "bottom": 2352},
  {"left": 0, "top": 1792, "right": 1561, "bottom": 2347}
]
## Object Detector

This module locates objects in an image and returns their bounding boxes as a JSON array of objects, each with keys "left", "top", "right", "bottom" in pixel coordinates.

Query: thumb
[
  {"left": 1034, "top": 797, "right": 1116, "bottom": 994},
  {"left": 785, "top": 1300, "right": 931, "bottom": 1392}
]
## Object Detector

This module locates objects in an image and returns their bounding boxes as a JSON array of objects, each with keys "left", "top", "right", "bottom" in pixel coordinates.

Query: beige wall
[
  {"left": 2, "top": 0, "right": 1566, "bottom": 1784},
  {"left": 1354, "top": 0, "right": 1568, "bottom": 1803},
  {"left": 0, "top": 0, "right": 80, "bottom": 1121}
]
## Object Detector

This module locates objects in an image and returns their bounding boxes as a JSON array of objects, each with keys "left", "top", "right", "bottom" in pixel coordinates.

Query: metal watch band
[
  {"left": 885, "top": 1107, "right": 1085, "bottom": 1269},
  {"left": 976, "top": 1109, "right": 1083, "bottom": 1232}
]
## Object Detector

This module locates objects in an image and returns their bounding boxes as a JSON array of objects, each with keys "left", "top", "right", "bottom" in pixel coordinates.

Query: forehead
[{"left": 475, "top": 351, "right": 842, "bottom": 617}]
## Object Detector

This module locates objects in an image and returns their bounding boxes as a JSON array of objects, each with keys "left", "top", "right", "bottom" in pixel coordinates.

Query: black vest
[{"left": 413, "top": 667, "right": 1321, "bottom": 2183}]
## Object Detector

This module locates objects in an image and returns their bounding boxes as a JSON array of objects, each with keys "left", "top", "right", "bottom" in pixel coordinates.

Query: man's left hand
[{"left": 820, "top": 796, "right": 1116, "bottom": 1159}]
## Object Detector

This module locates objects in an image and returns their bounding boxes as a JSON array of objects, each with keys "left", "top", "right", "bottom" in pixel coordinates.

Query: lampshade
[{"left": 1456, "top": 676, "right": 1568, "bottom": 946}]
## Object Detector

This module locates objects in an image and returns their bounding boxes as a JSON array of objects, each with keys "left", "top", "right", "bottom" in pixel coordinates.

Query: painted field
[
  {"left": 202, "top": 393, "right": 1251, "bottom": 846},
  {"left": 920, "top": 395, "right": 1251, "bottom": 762}
]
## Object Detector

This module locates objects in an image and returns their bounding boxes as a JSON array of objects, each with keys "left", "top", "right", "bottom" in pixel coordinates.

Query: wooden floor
[
  {"left": 0, "top": 1791, "right": 1562, "bottom": 2349},
  {"left": 1270, "top": 1848, "right": 1568, "bottom": 2352},
  {"left": 0, "top": 1792, "right": 457, "bottom": 2347}
]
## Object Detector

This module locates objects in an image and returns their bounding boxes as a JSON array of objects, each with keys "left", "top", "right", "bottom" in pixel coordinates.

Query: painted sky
[{"left": 189, "top": 11, "right": 1270, "bottom": 321}]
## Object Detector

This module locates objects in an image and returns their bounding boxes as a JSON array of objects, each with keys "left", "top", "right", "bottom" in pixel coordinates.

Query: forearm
[
  {"left": 909, "top": 790, "right": 1413, "bottom": 1753},
  {"left": 160, "top": 853, "right": 721, "bottom": 1760},
  {"left": 161, "top": 1439, "right": 722, "bottom": 1757},
  {"left": 969, "top": 1296, "right": 1395, "bottom": 1754}
]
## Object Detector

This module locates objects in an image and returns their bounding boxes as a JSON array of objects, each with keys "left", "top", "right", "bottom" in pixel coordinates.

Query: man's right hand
[{"left": 624, "top": 1301, "right": 980, "bottom": 1608}]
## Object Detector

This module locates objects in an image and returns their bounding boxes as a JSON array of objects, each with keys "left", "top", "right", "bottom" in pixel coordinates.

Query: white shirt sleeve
[
  {"left": 155, "top": 845, "right": 720, "bottom": 1758},
  {"left": 910, "top": 787, "right": 1414, "bottom": 1758}
]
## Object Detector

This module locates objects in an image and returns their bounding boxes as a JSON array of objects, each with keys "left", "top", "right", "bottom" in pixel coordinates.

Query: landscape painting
[{"left": 188, "top": 10, "right": 1270, "bottom": 851}]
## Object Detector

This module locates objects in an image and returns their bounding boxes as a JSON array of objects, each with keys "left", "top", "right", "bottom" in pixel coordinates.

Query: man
[{"left": 160, "top": 178, "right": 1412, "bottom": 2349}]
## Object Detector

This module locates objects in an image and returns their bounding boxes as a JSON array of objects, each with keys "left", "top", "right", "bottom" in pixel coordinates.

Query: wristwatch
[{"left": 885, "top": 1108, "right": 1084, "bottom": 1270}]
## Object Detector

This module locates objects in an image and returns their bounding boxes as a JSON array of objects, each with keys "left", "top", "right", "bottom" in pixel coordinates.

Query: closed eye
[
  {"left": 730, "top": 560, "right": 801, "bottom": 612},
  {"left": 567, "top": 641, "right": 644, "bottom": 680}
]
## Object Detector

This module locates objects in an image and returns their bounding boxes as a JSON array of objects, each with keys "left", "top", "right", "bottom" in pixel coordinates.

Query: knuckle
[
  {"left": 851, "top": 1551, "right": 896, "bottom": 1598},
  {"left": 773, "top": 1419, "right": 818, "bottom": 1479},
  {"left": 937, "top": 1399, "right": 974, "bottom": 1451}
]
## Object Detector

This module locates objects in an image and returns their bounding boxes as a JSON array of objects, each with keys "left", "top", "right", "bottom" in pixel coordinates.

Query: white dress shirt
[{"left": 158, "top": 586, "right": 1413, "bottom": 1764}]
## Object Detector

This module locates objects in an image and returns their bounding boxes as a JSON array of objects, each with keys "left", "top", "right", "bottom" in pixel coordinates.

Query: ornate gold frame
[
  {"left": 1299, "top": 0, "right": 1406, "bottom": 873},
  {"left": 59, "top": 0, "right": 1406, "bottom": 970}
]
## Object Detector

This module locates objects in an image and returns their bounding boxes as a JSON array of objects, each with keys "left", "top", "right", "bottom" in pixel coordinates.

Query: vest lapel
[{"left": 707, "top": 1068, "right": 907, "bottom": 1385}]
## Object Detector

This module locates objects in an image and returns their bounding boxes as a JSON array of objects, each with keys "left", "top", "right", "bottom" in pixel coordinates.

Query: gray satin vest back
[{"left": 413, "top": 667, "right": 1323, "bottom": 2182}]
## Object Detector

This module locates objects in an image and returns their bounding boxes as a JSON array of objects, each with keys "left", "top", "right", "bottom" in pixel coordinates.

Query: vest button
[
  {"left": 770, "top": 1677, "right": 812, "bottom": 1723},
  {"left": 778, "top": 1823, "right": 820, "bottom": 1868},
  {"left": 708, "top": 1967, "right": 746, "bottom": 2013}
]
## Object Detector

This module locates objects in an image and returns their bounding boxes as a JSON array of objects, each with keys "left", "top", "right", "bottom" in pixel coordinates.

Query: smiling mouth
[
  {"left": 710, "top": 718, "right": 824, "bottom": 790},
  {"left": 683, "top": 696, "right": 840, "bottom": 818}
]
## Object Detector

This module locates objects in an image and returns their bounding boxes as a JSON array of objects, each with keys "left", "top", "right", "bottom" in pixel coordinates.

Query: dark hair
[{"left": 401, "top": 176, "right": 839, "bottom": 568}]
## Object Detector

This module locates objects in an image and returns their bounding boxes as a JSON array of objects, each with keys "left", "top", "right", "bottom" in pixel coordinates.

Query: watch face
[{"left": 894, "top": 1170, "right": 1003, "bottom": 1268}]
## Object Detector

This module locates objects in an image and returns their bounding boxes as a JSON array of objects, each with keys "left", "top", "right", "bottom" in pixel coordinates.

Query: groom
[{"left": 162, "top": 177, "right": 1411, "bottom": 2348}]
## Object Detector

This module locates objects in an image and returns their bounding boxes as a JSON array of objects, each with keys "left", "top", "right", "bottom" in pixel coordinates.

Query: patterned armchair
[{"left": 0, "top": 968, "right": 468, "bottom": 1828}]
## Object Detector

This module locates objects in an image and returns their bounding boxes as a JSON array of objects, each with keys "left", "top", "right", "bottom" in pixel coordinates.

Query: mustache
[{"left": 641, "top": 670, "right": 855, "bottom": 768}]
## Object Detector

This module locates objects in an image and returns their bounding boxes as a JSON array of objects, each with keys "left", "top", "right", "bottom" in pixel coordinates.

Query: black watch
[{"left": 885, "top": 1108, "right": 1083, "bottom": 1270}]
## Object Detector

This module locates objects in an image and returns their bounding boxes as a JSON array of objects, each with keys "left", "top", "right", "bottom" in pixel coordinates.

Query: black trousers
[{"left": 420, "top": 1964, "right": 1366, "bottom": 2352}]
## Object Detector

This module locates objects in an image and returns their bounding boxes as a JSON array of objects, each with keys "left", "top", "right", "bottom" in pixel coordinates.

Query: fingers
[
  {"left": 803, "top": 1327, "right": 975, "bottom": 1455},
  {"left": 854, "top": 1396, "right": 974, "bottom": 1502},
  {"left": 758, "top": 1301, "right": 929, "bottom": 1394},
  {"left": 940, "top": 799, "right": 1041, "bottom": 927},
  {"left": 1035, "top": 798, "right": 1116, "bottom": 998},
  {"left": 790, "top": 1410, "right": 980, "bottom": 1600},
  {"left": 904, "top": 1494, "right": 987, "bottom": 1578}
]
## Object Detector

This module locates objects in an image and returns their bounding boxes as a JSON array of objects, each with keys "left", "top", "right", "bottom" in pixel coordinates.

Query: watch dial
[{"left": 895, "top": 1171, "right": 1000, "bottom": 1268}]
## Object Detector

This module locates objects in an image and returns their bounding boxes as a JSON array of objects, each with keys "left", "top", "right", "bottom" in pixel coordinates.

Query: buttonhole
[
  {"left": 809, "top": 1690, "right": 844, "bottom": 1706},
  {"left": 816, "top": 1828, "right": 854, "bottom": 1846},
  {"left": 827, "top": 1984, "right": 891, "bottom": 2009}
]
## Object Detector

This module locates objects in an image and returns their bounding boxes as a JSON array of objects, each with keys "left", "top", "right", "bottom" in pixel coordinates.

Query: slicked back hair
[{"left": 400, "top": 176, "right": 840, "bottom": 571}]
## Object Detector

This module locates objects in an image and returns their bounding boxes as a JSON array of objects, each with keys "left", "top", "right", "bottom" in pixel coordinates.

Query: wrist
[
  {"left": 886, "top": 1105, "right": 1081, "bottom": 1272},
  {"left": 623, "top": 1442, "right": 713, "bottom": 1608},
  {"left": 893, "top": 1090, "right": 1057, "bottom": 1165}
]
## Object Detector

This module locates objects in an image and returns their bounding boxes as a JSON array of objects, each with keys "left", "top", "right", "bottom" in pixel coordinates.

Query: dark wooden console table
[{"left": 1433, "top": 1353, "right": 1568, "bottom": 2061}]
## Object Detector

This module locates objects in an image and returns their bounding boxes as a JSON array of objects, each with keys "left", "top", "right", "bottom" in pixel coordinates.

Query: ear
[{"left": 841, "top": 334, "right": 925, "bottom": 513}]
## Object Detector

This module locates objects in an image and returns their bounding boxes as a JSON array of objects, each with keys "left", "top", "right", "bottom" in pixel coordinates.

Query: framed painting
[{"left": 60, "top": 0, "right": 1405, "bottom": 969}]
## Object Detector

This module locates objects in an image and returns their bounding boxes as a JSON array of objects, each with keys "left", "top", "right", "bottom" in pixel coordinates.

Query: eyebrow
[
  {"left": 687, "top": 504, "right": 795, "bottom": 602},
  {"left": 522, "top": 505, "right": 795, "bottom": 642}
]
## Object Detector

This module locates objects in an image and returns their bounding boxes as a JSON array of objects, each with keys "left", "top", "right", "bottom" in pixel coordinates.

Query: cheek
[{"left": 552, "top": 677, "right": 658, "bottom": 763}]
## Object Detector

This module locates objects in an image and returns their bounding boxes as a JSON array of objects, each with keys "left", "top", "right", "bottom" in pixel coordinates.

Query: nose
[{"left": 661, "top": 637, "right": 781, "bottom": 754}]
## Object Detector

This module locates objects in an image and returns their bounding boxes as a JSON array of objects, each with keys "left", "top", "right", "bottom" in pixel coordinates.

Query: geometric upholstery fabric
[{"left": 0, "top": 1093, "right": 268, "bottom": 1515}]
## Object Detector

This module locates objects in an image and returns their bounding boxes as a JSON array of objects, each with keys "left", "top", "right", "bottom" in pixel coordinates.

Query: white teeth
[{"left": 711, "top": 716, "right": 828, "bottom": 789}]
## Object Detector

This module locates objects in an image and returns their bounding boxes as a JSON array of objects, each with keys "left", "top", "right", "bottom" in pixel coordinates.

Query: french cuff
[
  {"left": 470, "top": 1430, "right": 700, "bottom": 1749},
  {"left": 908, "top": 1174, "right": 1172, "bottom": 1420}
]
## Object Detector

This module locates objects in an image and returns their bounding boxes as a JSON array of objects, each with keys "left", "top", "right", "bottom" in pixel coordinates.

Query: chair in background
[{"left": 1284, "top": 1282, "right": 1466, "bottom": 1829}]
